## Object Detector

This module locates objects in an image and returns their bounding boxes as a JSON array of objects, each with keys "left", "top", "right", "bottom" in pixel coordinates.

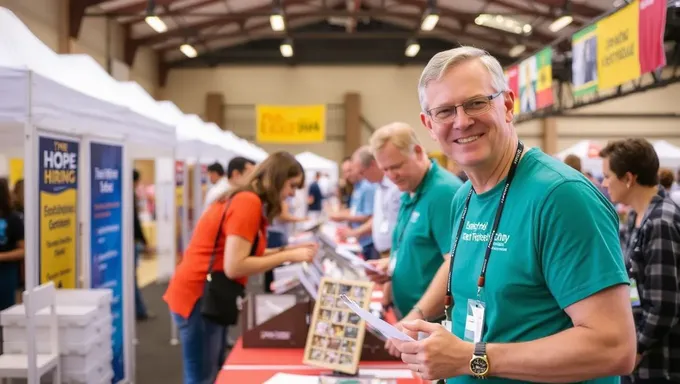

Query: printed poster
[
  {"left": 89, "top": 142, "right": 125, "bottom": 382},
  {"left": 504, "top": 66, "right": 520, "bottom": 115},
  {"left": 535, "top": 47, "right": 554, "bottom": 109},
  {"left": 39, "top": 136, "right": 78, "bottom": 288},
  {"left": 518, "top": 57, "right": 537, "bottom": 114},
  {"left": 596, "top": 0, "right": 640, "bottom": 90},
  {"left": 572, "top": 24, "right": 599, "bottom": 97},
  {"left": 256, "top": 105, "right": 326, "bottom": 143}
]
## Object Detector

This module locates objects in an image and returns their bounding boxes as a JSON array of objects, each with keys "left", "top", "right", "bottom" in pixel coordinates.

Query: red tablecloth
[{"left": 216, "top": 339, "right": 424, "bottom": 383}]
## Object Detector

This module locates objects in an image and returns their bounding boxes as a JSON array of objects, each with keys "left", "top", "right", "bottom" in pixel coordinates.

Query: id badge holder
[
  {"left": 387, "top": 252, "right": 397, "bottom": 275},
  {"left": 464, "top": 299, "right": 486, "bottom": 343}
]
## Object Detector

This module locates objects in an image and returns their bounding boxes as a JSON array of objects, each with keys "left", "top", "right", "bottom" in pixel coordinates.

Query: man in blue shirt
[{"left": 330, "top": 161, "right": 377, "bottom": 259}]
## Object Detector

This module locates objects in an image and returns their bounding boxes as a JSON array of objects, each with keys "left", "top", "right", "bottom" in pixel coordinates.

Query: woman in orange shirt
[{"left": 164, "top": 152, "right": 318, "bottom": 384}]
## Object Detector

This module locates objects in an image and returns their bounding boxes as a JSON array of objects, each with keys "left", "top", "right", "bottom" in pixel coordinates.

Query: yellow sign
[
  {"left": 596, "top": 0, "right": 640, "bottom": 90},
  {"left": 39, "top": 137, "right": 78, "bottom": 288},
  {"left": 9, "top": 158, "right": 23, "bottom": 188},
  {"left": 256, "top": 105, "right": 326, "bottom": 143}
]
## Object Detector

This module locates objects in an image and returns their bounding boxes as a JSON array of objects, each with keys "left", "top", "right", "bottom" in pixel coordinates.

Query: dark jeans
[
  {"left": 265, "top": 230, "right": 288, "bottom": 293},
  {"left": 134, "top": 243, "right": 148, "bottom": 318},
  {"left": 171, "top": 299, "right": 227, "bottom": 384}
]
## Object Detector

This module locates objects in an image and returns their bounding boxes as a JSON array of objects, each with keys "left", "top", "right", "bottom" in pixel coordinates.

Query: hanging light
[
  {"left": 405, "top": 39, "right": 420, "bottom": 57},
  {"left": 180, "top": 43, "right": 197, "bottom": 58},
  {"left": 145, "top": 0, "right": 167, "bottom": 33},
  {"left": 280, "top": 39, "right": 293, "bottom": 57}
]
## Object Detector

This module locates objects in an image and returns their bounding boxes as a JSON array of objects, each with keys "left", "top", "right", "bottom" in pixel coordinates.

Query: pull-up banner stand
[{"left": 38, "top": 134, "right": 79, "bottom": 289}]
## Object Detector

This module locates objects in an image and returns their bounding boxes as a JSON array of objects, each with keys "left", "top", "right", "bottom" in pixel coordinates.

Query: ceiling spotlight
[
  {"left": 509, "top": 44, "right": 526, "bottom": 58},
  {"left": 270, "top": 9, "right": 285, "bottom": 32},
  {"left": 421, "top": 8, "right": 439, "bottom": 31},
  {"left": 180, "top": 43, "right": 197, "bottom": 58},
  {"left": 280, "top": 39, "right": 293, "bottom": 57},
  {"left": 548, "top": 15, "right": 573, "bottom": 32},
  {"left": 405, "top": 39, "right": 420, "bottom": 57}
]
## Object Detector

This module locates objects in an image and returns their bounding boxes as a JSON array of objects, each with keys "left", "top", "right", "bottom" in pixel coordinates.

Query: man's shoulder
[{"left": 427, "top": 166, "right": 464, "bottom": 195}]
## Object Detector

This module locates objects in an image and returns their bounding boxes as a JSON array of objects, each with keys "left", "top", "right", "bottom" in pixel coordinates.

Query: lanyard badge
[{"left": 443, "top": 141, "right": 524, "bottom": 333}]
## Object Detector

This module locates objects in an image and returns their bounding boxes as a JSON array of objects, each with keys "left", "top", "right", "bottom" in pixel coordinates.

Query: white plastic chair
[{"left": 0, "top": 282, "right": 61, "bottom": 384}]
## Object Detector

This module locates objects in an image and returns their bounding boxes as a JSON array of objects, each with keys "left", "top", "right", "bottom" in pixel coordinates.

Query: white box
[
  {"left": 2, "top": 310, "right": 111, "bottom": 349},
  {"left": 55, "top": 289, "right": 112, "bottom": 309},
  {"left": 62, "top": 352, "right": 113, "bottom": 384},
  {"left": 1, "top": 304, "right": 101, "bottom": 328}
]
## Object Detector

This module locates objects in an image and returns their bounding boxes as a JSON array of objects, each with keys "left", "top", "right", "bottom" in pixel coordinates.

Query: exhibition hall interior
[{"left": 0, "top": 0, "right": 679, "bottom": 383}]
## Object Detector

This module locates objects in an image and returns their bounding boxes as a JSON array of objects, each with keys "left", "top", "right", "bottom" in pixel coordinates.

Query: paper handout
[{"left": 339, "top": 294, "right": 415, "bottom": 342}]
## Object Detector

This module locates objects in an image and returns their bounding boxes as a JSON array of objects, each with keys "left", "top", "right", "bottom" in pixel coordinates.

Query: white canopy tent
[
  {"left": 555, "top": 140, "right": 604, "bottom": 176},
  {"left": 295, "top": 151, "right": 339, "bottom": 184},
  {"left": 653, "top": 140, "right": 680, "bottom": 169},
  {"left": 0, "top": 8, "right": 176, "bottom": 383}
]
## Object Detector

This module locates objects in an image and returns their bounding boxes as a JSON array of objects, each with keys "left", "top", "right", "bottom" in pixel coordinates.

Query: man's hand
[
  {"left": 385, "top": 311, "right": 422, "bottom": 357},
  {"left": 365, "top": 258, "right": 391, "bottom": 284},
  {"left": 392, "top": 320, "right": 474, "bottom": 381}
]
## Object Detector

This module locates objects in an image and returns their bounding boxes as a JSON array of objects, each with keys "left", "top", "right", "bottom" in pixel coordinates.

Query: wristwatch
[{"left": 469, "top": 342, "right": 490, "bottom": 378}]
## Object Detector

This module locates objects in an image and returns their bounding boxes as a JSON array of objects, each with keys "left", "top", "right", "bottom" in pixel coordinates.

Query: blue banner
[{"left": 90, "top": 142, "right": 124, "bottom": 383}]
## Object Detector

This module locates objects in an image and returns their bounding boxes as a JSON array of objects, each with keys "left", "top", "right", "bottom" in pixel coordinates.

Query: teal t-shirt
[
  {"left": 447, "top": 148, "right": 627, "bottom": 384},
  {"left": 391, "top": 160, "right": 463, "bottom": 318}
]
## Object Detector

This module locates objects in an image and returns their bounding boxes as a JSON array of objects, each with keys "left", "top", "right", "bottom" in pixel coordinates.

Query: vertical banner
[
  {"left": 39, "top": 136, "right": 78, "bottom": 288},
  {"left": 535, "top": 47, "right": 554, "bottom": 109},
  {"left": 638, "top": 0, "right": 667, "bottom": 74},
  {"left": 175, "top": 161, "right": 184, "bottom": 259},
  {"left": 255, "top": 105, "right": 326, "bottom": 143},
  {"left": 9, "top": 158, "right": 23, "bottom": 188},
  {"left": 89, "top": 142, "right": 125, "bottom": 383},
  {"left": 518, "top": 57, "right": 537, "bottom": 114},
  {"left": 572, "top": 24, "right": 599, "bottom": 97},
  {"left": 504, "top": 66, "right": 520, "bottom": 115},
  {"left": 596, "top": 0, "right": 640, "bottom": 90}
]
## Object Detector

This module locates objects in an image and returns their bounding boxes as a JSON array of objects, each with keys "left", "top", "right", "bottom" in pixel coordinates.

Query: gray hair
[
  {"left": 418, "top": 46, "right": 508, "bottom": 111},
  {"left": 353, "top": 145, "right": 374, "bottom": 169}
]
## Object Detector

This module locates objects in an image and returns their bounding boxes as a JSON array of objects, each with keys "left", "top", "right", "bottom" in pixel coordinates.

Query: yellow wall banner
[
  {"left": 596, "top": 0, "right": 641, "bottom": 90},
  {"left": 39, "top": 136, "right": 78, "bottom": 288},
  {"left": 256, "top": 105, "right": 326, "bottom": 143}
]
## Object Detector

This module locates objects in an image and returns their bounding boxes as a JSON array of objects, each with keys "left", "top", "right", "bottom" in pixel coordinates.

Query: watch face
[{"left": 470, "top": 357, "right": 489, "bottom": 374}]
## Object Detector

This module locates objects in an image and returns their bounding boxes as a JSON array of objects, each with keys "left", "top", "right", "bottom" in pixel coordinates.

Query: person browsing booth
[
  {"left": 390, "top": 46, "right": 636, "bottom": 383},
  {"left": 164, "top": 152, "right": 318, "bottom": 384},
  {"left": 337, "top": 145, "right": 402, "bottom": 259},
  {"left": 364, "top": 122, "right": 463, "bottom": 356}
]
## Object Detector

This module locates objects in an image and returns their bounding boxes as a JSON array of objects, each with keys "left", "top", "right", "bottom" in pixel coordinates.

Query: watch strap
[{"left": 474, "top": 342, "right": 487, "bottom": 356}]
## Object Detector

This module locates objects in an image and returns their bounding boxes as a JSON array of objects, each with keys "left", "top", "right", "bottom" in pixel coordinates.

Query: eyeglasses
[{"left": 426, "top": 91, "right": 504, "bottom": 124}]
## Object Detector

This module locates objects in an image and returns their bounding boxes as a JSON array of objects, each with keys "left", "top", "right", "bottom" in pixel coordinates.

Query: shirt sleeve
[
  {"left": 537, "top": 181, "right": 629, "bottom": 309},
  {"left": 362, "top": 184, "right": 376, "bottom": 215},
  {"left": 223, "top": 192, "right": 262, "bottom": 243},
  {"left": 637, "top": 219, "right": 680, "bottom": 356}
]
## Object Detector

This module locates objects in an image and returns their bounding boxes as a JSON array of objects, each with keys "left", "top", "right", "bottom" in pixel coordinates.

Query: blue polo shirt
[{"left": 349, "top": 179, "right": 376, "bottom": 247}]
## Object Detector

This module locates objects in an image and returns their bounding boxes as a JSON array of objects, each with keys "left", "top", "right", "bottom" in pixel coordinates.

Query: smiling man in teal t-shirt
[{"left": 391, "top": 46, "right": 636, "bottom": 384}]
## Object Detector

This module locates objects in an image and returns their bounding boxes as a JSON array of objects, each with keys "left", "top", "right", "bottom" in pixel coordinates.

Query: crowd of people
[{"left": 160, "top": 46, "right": 680, "bottom": 384}]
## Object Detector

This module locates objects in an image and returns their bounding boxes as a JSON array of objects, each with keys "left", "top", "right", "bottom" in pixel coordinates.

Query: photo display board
[{"left": 303, "top": 277, "right": 374, "bottom": 374}]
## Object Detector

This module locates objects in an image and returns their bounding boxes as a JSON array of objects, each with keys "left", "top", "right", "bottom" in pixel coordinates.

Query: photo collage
[{"left": 303, "top": 278, "right": 374, "bottom": 374}]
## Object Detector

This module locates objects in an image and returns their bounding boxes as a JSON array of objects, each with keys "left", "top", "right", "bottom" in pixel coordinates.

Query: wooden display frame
[{"left": 303, "top": 277, "right": 374, "bottom": 375}]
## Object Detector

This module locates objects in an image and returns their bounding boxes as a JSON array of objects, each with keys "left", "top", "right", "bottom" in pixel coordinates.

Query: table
[{"left": 216, "top": 339, "right": 424, "bottom": 383}]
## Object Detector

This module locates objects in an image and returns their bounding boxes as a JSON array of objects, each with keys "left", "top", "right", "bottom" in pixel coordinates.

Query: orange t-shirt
[{"left": 163, "top": 191, "right": 268, "bottom": 319}]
